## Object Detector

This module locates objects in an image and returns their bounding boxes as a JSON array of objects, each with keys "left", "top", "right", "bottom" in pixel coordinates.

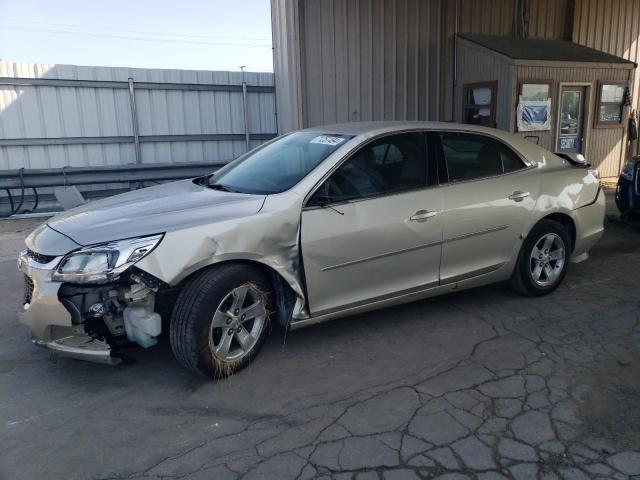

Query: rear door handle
[
  {"left": 508, "top": 191, "right": 530, "bottom": 202},
  {"left": 409, "top": 210, "right": 438, "bottom": 222}
]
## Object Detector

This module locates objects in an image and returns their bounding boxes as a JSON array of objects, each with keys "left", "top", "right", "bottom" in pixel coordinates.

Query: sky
[{"left": 0, "top": 0, "right": 274, "bottom": 72}]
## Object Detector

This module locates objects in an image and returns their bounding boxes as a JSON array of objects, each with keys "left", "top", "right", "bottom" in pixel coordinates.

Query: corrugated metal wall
[
  {"left": 0, "top": 61, "right": 276, "bottom": 171},
  {"left": 271, "top": 0, "right": 304, "bottom": 133},
  {"left": 527, "top": 0, "right": 567, "bottom": 39},
  {"left": 272, "top": 0, "right": 577, "bottom": 129},
  {"left": 572, "top": 0, "right": 640, "bottom": 121},
  {"left": 459, "top": 0, "right": 566, "bottom": 39},
  {"left": 459, "top": 0, "right": 514, "bottom": 35},
  {"left": 439, "top": 0, "right": 565, "bottom": 120},
  {"left": 298, "top": 0, "right": 441, "bottom": 128}
]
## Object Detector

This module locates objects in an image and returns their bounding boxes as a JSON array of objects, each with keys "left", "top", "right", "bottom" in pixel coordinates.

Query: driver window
[{"left": 322, "top": 132, "right": 427, "bottom": 203}]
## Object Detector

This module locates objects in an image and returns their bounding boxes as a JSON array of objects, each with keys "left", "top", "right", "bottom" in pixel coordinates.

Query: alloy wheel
[
  {"left": 529, "top": 233, "right": 566, "bottom": 287},
  {"left": 208, "top": 284, "right": 267, "bottom": 362}
]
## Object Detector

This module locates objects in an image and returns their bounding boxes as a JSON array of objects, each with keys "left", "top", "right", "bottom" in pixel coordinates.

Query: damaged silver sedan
[{"left": 18, "top": 122, "right": 605, "bottom": 377}]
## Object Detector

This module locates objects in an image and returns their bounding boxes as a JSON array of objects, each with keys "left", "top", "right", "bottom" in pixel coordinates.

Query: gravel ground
[{"left": 1, "top": 194, "right": 639, "bottom": 480}]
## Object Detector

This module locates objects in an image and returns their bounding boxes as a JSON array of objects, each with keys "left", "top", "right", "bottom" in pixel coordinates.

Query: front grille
[
  {"left": 25, "top": 249, "right": 57, "bottom": 265},
  {"left": 23, "top": 274, "right": 34, "bottom": 305}
]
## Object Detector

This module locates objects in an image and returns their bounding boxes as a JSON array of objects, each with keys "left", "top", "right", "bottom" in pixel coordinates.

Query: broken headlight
[{"left": 52, "top": 234, "right": 163, "bottom": 284}]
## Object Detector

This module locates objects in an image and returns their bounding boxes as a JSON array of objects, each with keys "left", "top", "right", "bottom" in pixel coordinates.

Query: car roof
[
  {"left": 300, "top": 121, "right": 550, "bottom": 166},
  {"left": 302, "top": 121, "right": 517, "bottom": 142}
]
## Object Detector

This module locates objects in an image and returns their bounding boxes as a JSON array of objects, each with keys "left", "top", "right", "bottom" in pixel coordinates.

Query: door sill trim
[{"left": 290, "top": 263, "right": 507, "bottom": 330}]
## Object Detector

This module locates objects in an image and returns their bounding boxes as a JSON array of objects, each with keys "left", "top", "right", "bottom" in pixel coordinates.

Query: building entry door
[{"left": 556, "top": 86, "right": 587, "bottom": 153}]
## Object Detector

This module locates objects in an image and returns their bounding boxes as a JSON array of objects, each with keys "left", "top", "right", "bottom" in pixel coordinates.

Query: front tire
[
  {"left": 170, "top": 264, "right": 271, "bottom": 378},
  {"left": 511, "top": 219, "right": 571, "bottom": 297}
]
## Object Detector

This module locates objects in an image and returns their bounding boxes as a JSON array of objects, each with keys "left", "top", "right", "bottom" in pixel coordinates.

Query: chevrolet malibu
[{"left": 18, "top": 122, "right": 605, "bottom": 378}]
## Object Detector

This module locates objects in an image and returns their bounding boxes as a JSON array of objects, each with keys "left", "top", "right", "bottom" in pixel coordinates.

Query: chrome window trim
[
  {"left": 302, "top": 183, "right": 438, "bottom": 211},
  {"left": 434, "top": 127, "right": 534, "bottom": 168},
  {"left": 302, "top": 126, "right": 536, "bottom": 209},
  {"left": 435, "top": 163, "right": 537, "bottom": 188}
]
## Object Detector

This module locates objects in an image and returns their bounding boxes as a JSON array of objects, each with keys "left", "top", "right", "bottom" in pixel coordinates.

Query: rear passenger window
[{"left": 439, "top": 133, "right": 525, "bottom": 182}]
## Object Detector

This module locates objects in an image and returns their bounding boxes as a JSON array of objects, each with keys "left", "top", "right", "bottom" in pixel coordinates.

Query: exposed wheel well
[
  {"left": 172, "top": 260, "right": 298, "bottom": 329},
  {"left": 539, "top": 213, "right": 576, "bottom": 252}
]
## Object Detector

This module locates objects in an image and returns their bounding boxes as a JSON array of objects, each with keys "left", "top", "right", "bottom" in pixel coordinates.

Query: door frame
[{"left": 555, "top": 82, "right": 593, "bottom": 157}]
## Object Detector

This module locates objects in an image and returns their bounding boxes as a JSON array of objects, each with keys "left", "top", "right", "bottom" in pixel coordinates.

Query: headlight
[
  {"left": 52, "top": 234, "right": 163, "bottom": 284},
  {"left": 621, "top": 160, "right": 635, "bottom": 181}
]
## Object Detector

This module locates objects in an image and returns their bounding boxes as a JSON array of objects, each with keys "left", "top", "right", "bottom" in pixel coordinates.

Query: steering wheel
[{"left": 330, "top": 170, "right": 359, "bottom": 198}]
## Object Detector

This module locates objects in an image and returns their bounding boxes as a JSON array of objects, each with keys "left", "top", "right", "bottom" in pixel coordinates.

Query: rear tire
[
  {"left": 170, "top": 264, "right": 272, "bottom": 378},
  {"left": 511, "top": 219, "right": 571, "bottom": 297}
]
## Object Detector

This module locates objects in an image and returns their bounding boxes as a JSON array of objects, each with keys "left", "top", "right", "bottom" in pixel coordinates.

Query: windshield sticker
[{"left": 310, "top": 135, "right": 346, "bottom": 146}]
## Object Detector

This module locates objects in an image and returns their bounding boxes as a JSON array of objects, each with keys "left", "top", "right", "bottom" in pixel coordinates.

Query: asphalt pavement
[{"left": 1, "top": 196, "right": 639, "bottom": 480}]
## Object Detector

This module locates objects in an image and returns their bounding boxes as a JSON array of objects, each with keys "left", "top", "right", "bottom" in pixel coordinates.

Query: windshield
[{"left": 208, "top": 132, "right": 353, "bottom": 194}]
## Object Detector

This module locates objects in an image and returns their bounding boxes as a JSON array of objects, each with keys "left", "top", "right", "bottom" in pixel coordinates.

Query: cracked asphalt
[{"left": 1, "top": 193, "right": 640, "bottom": 480}]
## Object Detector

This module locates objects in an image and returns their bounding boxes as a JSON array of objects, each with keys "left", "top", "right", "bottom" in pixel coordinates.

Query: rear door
[
  {"left": 435, "top": 131, "right": 540, "bottom": 284},
  {"left": 300, "top": 132, "right": 444, "bottom": 315}
]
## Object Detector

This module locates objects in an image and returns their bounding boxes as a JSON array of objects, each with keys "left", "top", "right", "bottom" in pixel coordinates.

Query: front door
[
  {"left": 300, "top": 132, "right": 443, "bottom": 315},
  {"left": 556, "top": 86, "right": 587, "bottom": 153}
]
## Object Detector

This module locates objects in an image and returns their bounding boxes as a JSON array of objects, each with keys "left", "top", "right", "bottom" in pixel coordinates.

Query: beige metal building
[
  {"left": 271, "top": 0, "right": 640, "bottom": 178},
  {"left": 456, "top": 34, "right": 635, "bottom": 177}
]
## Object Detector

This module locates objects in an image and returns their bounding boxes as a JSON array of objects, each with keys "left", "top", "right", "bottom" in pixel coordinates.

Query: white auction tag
[{"left": 310, "top": 135, "right": 345, "bottom": 146}]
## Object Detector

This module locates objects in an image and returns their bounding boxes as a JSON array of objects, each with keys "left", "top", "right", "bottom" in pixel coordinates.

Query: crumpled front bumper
[{"left": 17, "top": 250, "right": 120, "bottom": 365}]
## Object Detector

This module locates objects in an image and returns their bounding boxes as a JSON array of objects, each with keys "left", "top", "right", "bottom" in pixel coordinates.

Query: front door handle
[
  {"left": 508, "top": 191, "right": 530, "bottom": 202},
  {"left": 409, "top": 210, "right": 438, "bottom": 222}
]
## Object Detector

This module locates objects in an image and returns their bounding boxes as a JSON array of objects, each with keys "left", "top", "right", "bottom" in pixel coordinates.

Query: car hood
[{"left": 47, "top": 179, "right": 266, "bottom": 246}]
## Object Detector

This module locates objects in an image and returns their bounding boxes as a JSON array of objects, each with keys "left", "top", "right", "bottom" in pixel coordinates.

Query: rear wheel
[
  {"left": 511, "top": 220, "right": 571, "bottom": 296},
  {"left": 170, "top": 264, "right": 271, "bottom": 378}
]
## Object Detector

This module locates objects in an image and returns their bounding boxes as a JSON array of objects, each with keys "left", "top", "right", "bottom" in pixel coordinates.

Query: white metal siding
[{"left": 0, "top": 61, "right": 276, "bottom": 171}]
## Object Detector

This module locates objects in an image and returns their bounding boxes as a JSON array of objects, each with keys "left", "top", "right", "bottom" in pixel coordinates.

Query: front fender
[{"left": 134, "top": 191, "right": 307, "bottom": 308}]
